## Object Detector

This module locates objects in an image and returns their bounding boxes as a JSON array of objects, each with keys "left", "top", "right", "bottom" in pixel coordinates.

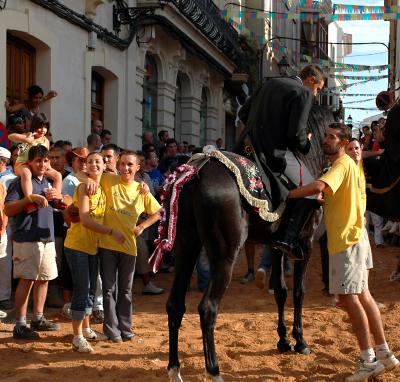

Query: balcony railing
[{"left": 132, "top": 0, "right": 240, "bottom": 62}]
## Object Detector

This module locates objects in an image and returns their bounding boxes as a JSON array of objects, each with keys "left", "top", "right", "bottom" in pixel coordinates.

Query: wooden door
[{"left": 6, "top": 33, "right": 36, "bottom": 105}]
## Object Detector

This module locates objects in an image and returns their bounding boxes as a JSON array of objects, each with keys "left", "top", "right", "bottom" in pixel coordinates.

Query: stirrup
[{"left": 273, "top": 241, "right": 304, "bottom": 261}]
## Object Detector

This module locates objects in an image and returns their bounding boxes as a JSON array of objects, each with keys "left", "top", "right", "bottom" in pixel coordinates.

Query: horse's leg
[
  {"left": 167, "top": 230, "right": 202, "bottom": 382},
  {"left": 271, "top": 247, "right": 292, "bottom": 352},
  {"left": 292, "top": 239, "right": 312, "bottom": 355},
  {"left": 198, "top": 252, "right": 239, "bottom": 382}
]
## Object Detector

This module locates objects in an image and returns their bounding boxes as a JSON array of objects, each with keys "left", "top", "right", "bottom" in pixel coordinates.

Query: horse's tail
[{"left": 148, "top": 164, "right": 198, "bottom": 273}]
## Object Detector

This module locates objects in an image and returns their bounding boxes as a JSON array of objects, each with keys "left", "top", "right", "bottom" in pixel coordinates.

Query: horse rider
[{"left": 239, "top": 65, "right": 324, "bottom": 259}]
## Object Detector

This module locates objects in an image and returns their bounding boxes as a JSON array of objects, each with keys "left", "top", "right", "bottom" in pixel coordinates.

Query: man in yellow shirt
[
  {"left": 288, "top": 123, "right": 399, "bottom": 381},
  {"left": 97, "top": 151, "right": 161, "bottom": 342}
]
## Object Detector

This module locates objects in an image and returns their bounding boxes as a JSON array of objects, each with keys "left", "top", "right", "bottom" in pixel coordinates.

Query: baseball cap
[{"left": 0, "top": 147, "right": 11, "bottom": 159}]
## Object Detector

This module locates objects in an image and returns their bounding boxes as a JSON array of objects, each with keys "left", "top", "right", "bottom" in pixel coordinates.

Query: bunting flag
[
  {"left": 329, "top": 74, "right": 388, "bottom": 80},
  {"left": 332, "top": 4, "right": 400, "bottom": 14},
  {"left": 332, "top": 64, "right": 388, "bottom": 71},
  {"left": 343, "top": 97, "right": 376, "bottom": 104},
  {"left": 320, "top": 92, "right": 378, "bottom": 96},
  {"left": 269, "top": 40, "right": 388, "bottom": 71},
  {"left": 345, "top": 107, "right": 379, "bottom": 110},
  {"left": 221, "top": 9, "right": 400, "bottom": 21},
  {"left": 327, "top": 79, "right": 380, "bottom": 91}
]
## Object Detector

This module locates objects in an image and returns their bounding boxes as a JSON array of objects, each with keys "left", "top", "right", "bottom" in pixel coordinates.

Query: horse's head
[{"left": 298, "top": 105, "right": 336, "bottom": 178}]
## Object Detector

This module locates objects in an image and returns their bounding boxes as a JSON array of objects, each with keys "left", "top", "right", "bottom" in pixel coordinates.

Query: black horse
[{"left": 165, "top": 106, "right": 335, "bottom": 382}]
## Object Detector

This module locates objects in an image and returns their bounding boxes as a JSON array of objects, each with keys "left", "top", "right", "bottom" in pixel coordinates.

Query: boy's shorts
[{"left": 13, "top": 241, "right": 58, "bottom": 281}]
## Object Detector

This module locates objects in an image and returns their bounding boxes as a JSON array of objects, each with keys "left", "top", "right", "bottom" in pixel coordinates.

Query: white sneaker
[
  {"left": 0, "top": 309, "right": 7, "bottom": 319},
  {"left": 72, "top": 338, "right": 94, "bottom": 353},
  {"left": 62, "top": 303, "right": 71, "bottom": 319},
  {"left": 382, "top": 221, "right": 394, "bottom": 232},
  {"left": 255, "top": 268, "right": 267, "bottom": 290},
  {"left": 345, "top": 359, "right": 385, "bottom": 382},
  {"left": 378, "top": 352, "right": 400, "bottom": 371},
  {"left": 142, "top": 281, "right": 164, "bottom": 295},
  {"left": 389, "top": 222, "right": 399, "bottom": 234},
  {"left": 84, "top": 328, "right": 108, "bottom": 341}
]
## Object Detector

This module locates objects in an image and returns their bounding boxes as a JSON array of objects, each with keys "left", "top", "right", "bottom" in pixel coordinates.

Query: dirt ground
[{"left": 1, "top": 241, "right": 400, "bottom": 382}]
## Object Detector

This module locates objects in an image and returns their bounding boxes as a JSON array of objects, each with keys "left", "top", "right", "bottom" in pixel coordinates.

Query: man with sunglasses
[{"left": 239, "top": 65, "right": 325, "bottom": 259}]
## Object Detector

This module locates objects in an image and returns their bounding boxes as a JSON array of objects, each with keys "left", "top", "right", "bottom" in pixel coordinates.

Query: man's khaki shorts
[
  {"left": 329, "top": 229, "right": 372, "bottom": 295},
  {"left": 13, "top": 241, "right": 58, "bottom": 281}
]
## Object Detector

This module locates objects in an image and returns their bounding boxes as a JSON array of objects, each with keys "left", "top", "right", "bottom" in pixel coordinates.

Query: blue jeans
[
  {"left": 259, "top": 245, "right": 272, "bottom": 271},
  {"left": 65, "top": 248, "right": 98, "bottom": 321},
  {"left": 196, "top": 248, "right": 210, "bottom": 291}
]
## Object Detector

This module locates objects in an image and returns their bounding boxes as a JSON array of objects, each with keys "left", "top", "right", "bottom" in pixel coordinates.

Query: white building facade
[{"left": 0, "top": 0, "right": 240, "bottom": 149}]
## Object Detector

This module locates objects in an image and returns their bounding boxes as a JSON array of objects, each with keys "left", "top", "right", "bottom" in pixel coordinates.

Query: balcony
[{"left": 115, "top": 0, "right": 241, "bottom": 64}]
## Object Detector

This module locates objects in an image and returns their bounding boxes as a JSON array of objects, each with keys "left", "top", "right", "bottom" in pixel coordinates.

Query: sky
[{"left": 335, "top": 0, "right": 389, "bottom": 126}]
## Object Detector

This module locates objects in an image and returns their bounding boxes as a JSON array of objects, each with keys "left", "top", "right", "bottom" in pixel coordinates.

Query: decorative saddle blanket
[
  {"left": 149, "top": 150, "right": 285, "bottom": 273},
  {"left": 192, "top": 149, "right": 285, "bottom": 222}
]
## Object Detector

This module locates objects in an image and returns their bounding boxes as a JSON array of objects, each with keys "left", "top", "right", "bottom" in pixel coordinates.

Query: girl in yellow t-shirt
[{"left": 64, "top": 152, "right": 125, "bottom": 353}]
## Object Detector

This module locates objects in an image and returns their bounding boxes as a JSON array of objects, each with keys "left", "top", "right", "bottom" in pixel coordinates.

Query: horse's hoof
[
  {"left": 277, "top": 339, "right": 293, "bottom": 353},
  {"left": 205, "top": 372, "right": 224, "bottom": 382},
  {"left": 294, "top": 343, "right": 311, "bottom": 355},
  {"left": 168, "top": 367, "right": 183, "bottom": 382}
]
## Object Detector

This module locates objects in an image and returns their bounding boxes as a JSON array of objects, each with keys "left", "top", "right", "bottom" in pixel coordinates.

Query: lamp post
[
  {"left": 278, "top": 56, "right": 290, "bottom": 77},
  {"left": 346, "top": 115, "right": 353, "bottom": 128}
]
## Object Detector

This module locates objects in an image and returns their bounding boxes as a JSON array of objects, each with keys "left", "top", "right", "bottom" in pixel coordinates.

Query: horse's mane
[{"left": 298, "top": 105, "right": 337, "bottom": 178}]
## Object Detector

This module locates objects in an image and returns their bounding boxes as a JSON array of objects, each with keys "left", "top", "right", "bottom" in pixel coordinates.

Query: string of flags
[
  {"left": 342, "top": 97, "right": 376, "bottom": 104},
  {"left": 321, "top": 93, "right": 379, "bottom": 97},
  {"left": 345, "top": 107, "right": 379, "bottom": 110},
  {"left": 327, "top": 79, "right": 382, "bottom": 92},
  {"left": 269, "top": 40, "right": 388, "bottom": 72},
  {"left": 329, "top": 74, "right": 388, "bottom": 80},
  {"left": 283, "top": 0, "right": 400, "bottom": 13},
  {"left": 221, "top": 9, "right": 400, "bottom": 21}
]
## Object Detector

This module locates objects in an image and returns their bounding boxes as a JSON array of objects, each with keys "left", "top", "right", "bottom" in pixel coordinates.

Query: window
[
  {"left": 6, "top": 33, "right": 36, "bottom": 106},
  {"left": 199, "top": 88, "right": 207, "bottom": 147},
  {"left": 142, "top": 54, "right": 158, "bottom": 137},
  {"left": 91, "top": 71, "right": 104, "bottom": 124}
]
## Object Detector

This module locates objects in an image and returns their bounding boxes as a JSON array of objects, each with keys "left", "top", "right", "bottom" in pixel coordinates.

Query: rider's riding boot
[{"left": 273, "top": 198, "right": 319, "bottom": 260}]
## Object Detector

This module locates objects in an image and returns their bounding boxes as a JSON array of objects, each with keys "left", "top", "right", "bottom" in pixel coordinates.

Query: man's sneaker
[
  {"left": 255, "top": 268, "right": 267, "bottom": 290},
  {"left": 142, "top": 281, "right": 164, "bottom": 295},
  {"left": 378, "top": 352, "right": 400, "bottom": 371},
  {"left": 240, "top": 271, "right": 255, "bottom": 284},
  {"left": 30, "top": 317, "right": 60, "bottom": 331},
  {"left": 72, "top": 337, "right": 94, "bottom": 353},
  {"left": 345, "top": 359, "right": 385, "bottom": 382},
  {"left": 92, "top": 309, "right": 104, "bottom": 324},
  {"left": 0, "top": 299, "right": 14, "bottom": 310},
  {"left": 84, "top": 328, "right": 108, "bottom": 341},
  {"left": 0, "top": 310, "right": 7, "bottom": 319},
  {"left": 13, "top": 325, "right": 40, "bottom": 340}
]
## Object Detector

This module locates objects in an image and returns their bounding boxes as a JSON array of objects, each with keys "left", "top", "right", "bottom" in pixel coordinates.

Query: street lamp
[
  {"left": 346, "top": 115, "right": 353, "bottom": 128},
  {"left": 278, "top": 56, "right": 290, "bottom": 77}
]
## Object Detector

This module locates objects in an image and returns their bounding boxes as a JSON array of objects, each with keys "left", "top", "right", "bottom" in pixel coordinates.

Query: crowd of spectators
[{"left": 0, "top": 85, "right": 227, "bottom": 352}]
